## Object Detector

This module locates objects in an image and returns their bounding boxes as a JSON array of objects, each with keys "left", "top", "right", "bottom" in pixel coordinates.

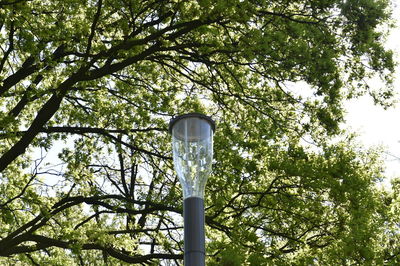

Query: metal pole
[{"left": 183, "top": 197, "right": 205, "bottom": 266}]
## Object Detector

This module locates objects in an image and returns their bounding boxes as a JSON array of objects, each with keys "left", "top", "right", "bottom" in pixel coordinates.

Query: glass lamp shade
[{"left": 169, "top": 113, "right": 215, "bottom": 199}]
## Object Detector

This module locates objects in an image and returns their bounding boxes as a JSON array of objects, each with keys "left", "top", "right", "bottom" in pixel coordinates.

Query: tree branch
[
  {"left": 0, "top": 234, "right": 183, "bottom": 263},
  {"left": 0, "top": 21, "right": 14, "bottom": 74},
  {"left": 85, "top": 0, "right": 103, "bottom": 57}
]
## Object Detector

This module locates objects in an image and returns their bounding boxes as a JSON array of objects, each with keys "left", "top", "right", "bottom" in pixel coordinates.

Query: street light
[{"left": 169, "top": 113, "right": 215, "bottom": 266}]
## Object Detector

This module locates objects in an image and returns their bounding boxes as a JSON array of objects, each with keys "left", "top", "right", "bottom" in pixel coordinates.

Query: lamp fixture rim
[{"left": 168, "top": 113, "right": 216, "bottom": 134}]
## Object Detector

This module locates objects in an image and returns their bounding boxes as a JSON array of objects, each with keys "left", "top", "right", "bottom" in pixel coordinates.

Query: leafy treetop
[{"left": 0, "top": 0, "right": 398, "bottom": 265}]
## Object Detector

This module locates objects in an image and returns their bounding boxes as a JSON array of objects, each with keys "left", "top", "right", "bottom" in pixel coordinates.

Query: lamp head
[{"left": 169, "top": 113, "right": 215, "bottom": 199}]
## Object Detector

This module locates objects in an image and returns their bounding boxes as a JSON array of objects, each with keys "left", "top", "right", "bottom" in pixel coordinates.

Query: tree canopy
[{"left": 0, "top": 0, "right": 399, "bottom": 264}]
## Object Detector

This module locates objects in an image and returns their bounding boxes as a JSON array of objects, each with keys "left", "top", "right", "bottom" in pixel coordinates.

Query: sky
[{"left": 344, "top": 0, "right": 400, "bottom": 187}]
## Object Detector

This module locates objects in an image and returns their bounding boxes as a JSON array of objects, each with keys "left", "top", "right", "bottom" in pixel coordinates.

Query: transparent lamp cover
[{"left": 171, "top": 116, "right": 214, "bottom": 199}]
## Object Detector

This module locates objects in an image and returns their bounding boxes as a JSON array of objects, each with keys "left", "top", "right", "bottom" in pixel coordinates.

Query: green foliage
[{"left": 0, "top": 0, "right": 398, "bottom": 264}]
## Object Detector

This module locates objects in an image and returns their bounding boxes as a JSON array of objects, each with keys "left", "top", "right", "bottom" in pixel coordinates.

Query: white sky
[{"left": 344, "top": 0, "right": 400, "bottom": 185}]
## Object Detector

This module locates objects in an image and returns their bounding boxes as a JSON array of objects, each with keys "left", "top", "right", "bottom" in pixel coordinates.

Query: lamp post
[{"left": 169, "top": 113, "right": 215, "bottom": 266}]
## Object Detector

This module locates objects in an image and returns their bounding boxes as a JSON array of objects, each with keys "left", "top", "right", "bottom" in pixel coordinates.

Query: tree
[{"left": 0, "top": 0, "right": 397, "bottom": 264}]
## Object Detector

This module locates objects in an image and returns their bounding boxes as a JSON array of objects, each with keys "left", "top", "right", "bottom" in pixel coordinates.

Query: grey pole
[{"left": 183, "top": 197, "right": 205, "bottom": 266}]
